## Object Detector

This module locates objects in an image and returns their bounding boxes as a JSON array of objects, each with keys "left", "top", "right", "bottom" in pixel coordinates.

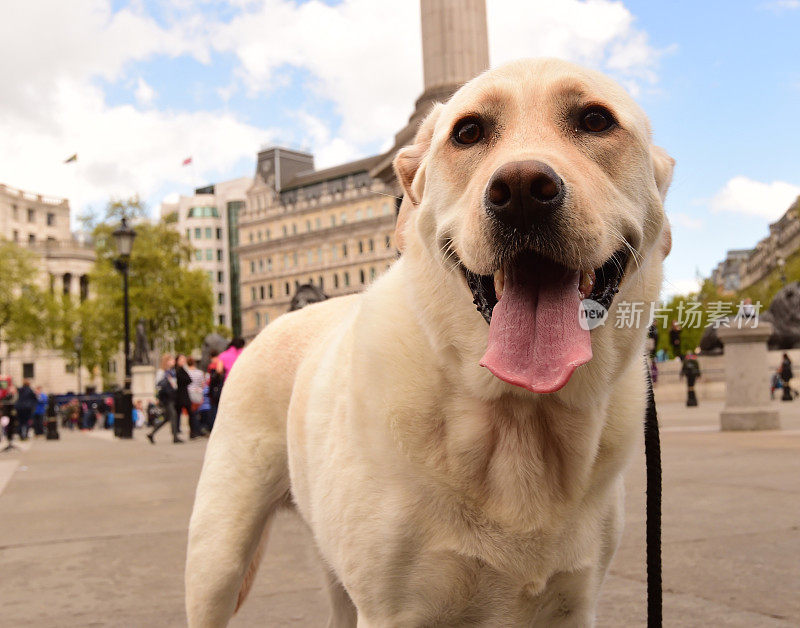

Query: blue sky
[{"left": 0, "top": 0, "right": 797, "bottom": 296}]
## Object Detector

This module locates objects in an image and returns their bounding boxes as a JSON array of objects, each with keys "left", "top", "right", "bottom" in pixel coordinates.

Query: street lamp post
[
  {"left": 777, "top": 256, "right": 787, "bottom": 287},
  {"left": 73, "top": 334, "right": 83, "bottom": 395},
  {"left": 112, "top": 217, "right": 137, "bottom": 439}
]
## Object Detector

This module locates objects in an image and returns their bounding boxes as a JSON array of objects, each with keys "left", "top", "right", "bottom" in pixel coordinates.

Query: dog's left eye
[
  {"left": 579, "top": 106, "right": 616, "bottom": 133},
  {"left": 452, "top": 117, "right": 484, "bottom": 145}
]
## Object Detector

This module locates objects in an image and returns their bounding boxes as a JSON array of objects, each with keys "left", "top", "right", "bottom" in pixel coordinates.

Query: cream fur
[{"left": 186, "top": 58, "right": 673, "bottom": 627}]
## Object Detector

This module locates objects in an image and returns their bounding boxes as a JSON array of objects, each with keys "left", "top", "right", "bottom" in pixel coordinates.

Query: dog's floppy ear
[
  {"left": 650, "top": 145, "right": 674, "bottom": 259},
  {"left": 650, "top": 145, "right": 675, "bottom": 203},
  {"left": 393, "top": 103, "right": 443, "bottom": 252}
]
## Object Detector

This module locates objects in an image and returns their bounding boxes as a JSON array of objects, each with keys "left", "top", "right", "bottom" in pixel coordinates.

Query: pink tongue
[{"left": 479, "top": 256, "right": 592, "bottom": 394}]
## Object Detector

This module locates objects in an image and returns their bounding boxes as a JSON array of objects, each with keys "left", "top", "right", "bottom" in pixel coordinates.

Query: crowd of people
[
  {"left": 1, "top": 337, "right": 246, "bottom": 446},
  {"left": 146, "top": 338, "right": 244, "bottom": 444}
]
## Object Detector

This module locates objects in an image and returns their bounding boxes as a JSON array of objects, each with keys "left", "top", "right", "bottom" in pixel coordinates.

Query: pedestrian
[
  {"left": 780, "top": 353, "right": 795, "bottom": 401},
  {"left": 14, "top": 379, "right": 38, "bottom": 440},
  {"left": 187, "top": 357, "right": 205, "bottom": 421},
  {"left": 770, "top": 369, "right": 783, "bottom": 400},
  {"left": 147, "top": 353, "right": 182, "bottom": 444},
  {"left": 218, "top": 337, "right": 245, "bottom": 380},
  {"left": 33, "top": 386, "right": 48, "bottom": 437},
  {"left": 133, "top": 400, "right": 146, "bottom": 428},
  {"left": 681, "top": 352, "right": 701, "bottom": 407},
  {"left": 669, "top": 320, "right": 683, "bottom": 361},
  {"left": 207, "top": 350, "right": 225, "bottom": 430},
  {"left": 175, "top": 354, "right": 204, "bottom": 438}
]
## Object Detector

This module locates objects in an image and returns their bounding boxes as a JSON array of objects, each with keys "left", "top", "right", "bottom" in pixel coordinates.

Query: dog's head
[{"left": 393, "top": 59, "right": 674, "bottom": 396}]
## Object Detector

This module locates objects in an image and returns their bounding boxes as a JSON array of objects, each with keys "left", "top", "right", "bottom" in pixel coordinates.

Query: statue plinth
[
  {"left": 718, "top": 321, "right": 780, "bottom": 431},
  {"left": 132, "top": 364, "right": 156, "bottom": 407}
]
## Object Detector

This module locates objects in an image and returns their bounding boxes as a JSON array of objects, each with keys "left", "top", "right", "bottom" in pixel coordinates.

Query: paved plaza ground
[{"left": 1, "top": 399, "right": 799, "bottom": 627}]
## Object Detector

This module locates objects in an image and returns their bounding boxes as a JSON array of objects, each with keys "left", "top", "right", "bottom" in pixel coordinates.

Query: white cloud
[
  {"left": 0, "top": 0, "right": 665, "bottom": 218},
  {"left": 669, "top": 212, "right": 704, "bottom": 230},
  {"left": 709, "top": 176, "right": 800, "bottom": 220},
  {"left": 135, "top": 77, "right": 156, "bottom": 106},
  {"left": 213, "top": 0, "right": 663, "bottom": 151},
  {"left": 662, "top": 277, "right": 701, "bottom": 298}
]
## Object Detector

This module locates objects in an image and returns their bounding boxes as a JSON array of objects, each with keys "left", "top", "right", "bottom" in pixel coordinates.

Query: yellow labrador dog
[{"left": 186, "top": 58, "right": 673, "bottom": 627}]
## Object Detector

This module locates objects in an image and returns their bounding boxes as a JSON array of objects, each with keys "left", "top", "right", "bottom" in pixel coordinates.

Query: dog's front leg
[{"left": 185, "top": 337, "right": 291, "bottom": 627}]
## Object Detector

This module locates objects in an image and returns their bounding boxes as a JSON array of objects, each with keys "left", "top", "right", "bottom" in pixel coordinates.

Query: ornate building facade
[
  {"left": 0, "top": 183, "right": 97, "bottom": 393},
  {"left": 712, "top": 196, "right": 800, "bottom": 292},
  {"left": 238, "top": 148, "right": 398, "bottom": 339}
]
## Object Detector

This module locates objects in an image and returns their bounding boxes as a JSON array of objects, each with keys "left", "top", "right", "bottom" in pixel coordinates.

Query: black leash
[{"left": 644, "top": 361, "right": 662, "bottom": 627}]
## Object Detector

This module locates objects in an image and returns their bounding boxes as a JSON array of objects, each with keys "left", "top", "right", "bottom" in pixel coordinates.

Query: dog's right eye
[{"left": 452, "top": 117, "right": 483, "bottom": 145}]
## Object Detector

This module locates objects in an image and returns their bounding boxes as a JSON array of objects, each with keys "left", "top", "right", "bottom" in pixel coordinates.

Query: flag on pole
[
  {"left": 64, "top": 153, "right": 78, "bottom": 164},
  {"left": 182, "top": 157, "right": 192, "bottom": 166}
]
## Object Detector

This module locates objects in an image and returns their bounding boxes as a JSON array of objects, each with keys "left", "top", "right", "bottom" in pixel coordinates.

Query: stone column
[{"left": 718, "top": 321, "right": 780, "bottom": 431}]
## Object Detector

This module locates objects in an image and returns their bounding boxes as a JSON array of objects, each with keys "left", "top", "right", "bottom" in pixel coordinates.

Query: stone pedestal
[
  {"left": 718, "top": 321, "right": 780, "bottom": 431},
  {"left": 131, "top": 364, "right": 156, "bottom": 407}
]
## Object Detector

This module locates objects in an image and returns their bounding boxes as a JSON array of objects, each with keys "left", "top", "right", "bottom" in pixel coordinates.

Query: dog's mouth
[{"left": 460, "top": 248, "right": 630, "bottom": 394}]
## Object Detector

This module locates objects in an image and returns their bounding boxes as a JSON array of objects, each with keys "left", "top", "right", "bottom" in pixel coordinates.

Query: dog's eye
[
  {"left": 452, "top": 117, "right": 483, "bottom": 145},
  {"left": 579, "top": 106, "right": 616, "bottom": 133}
]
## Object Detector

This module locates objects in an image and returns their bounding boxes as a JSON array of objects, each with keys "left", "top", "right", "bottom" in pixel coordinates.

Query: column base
[{"left": 720, "top": 407, "right": 780, "bottom": 431}]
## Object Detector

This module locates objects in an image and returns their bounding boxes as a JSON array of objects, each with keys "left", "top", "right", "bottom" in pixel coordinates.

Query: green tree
[
  {"left": 0, "top": 240, "right": 56, "bottom": 352},
  {"left": 77, "top": 198, "right": 214, "bottom": 381}
]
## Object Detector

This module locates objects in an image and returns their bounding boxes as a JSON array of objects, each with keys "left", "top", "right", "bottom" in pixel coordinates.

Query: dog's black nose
[{"left": 485, "top": 160, "right": 565, "bottom": 232}]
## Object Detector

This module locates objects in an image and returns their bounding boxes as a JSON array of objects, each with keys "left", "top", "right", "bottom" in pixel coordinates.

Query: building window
[
  {"left": 208, "top": 271, "right": 214, "bottom": 283},
  {"left": 318, "top": 276, "right": 324, "bottom": 289},
  {"left": 366, "top": 207, "right": 373, "bottom": 218},
  {"left": 219, "top": 314, "right": 225, "bottom": 325},
  {"left": 47, "top": 212, "right": 55, "bottom": 226},
  {"left": 317, "top": 247, "right": 323, "bottom": 262},
  {"left": 80, "top": 275, "right": 89, "bottom": 302},
  {"left": 267, "top": 258, "right": 272, "bottom": 271},
  {"left": 370, "top": 267, "right": 376, "bottom": 280},
  {"left": 306, "top": 219, "right": 311, "bottom": 232},
  {"left": 186, "top": 228, "right": 191, "bottom": 240},
  {"left": 65, "top": 363, "right": 75, "bottom": 374},
  {"left": 218, "top": 292, "right": 224, "bottom": 305},
  {"left": 216, "top": 228, "right": 222, "bottom": 239},
  {"left": 217, "top": 271, "right": 224, "bottom": 283},
  {"left": 217, "top": 249, "right": 223, "bottom": 261},
  {"left": 385, "top": 235, "right": 391, "bottom": 248},
  {"left": 27, "top": 208, "right": 35, "bottom": 222},
  {"left": 250, "top": 260, "right": 255, "bottom": 273},
  {"left": 107, "top": 360, "right": 117, "bottom": 374},
  {"left": 342, "top": 243, "right": 348, "bottom": 258},
  {"left": 205, "top": 249, "right": 213, "bottom": 261},
  {"left": 257, "top": 231, "right": 263, "bottom": 241},
  {"left": 334, "top": 274, "right": 339, "bottom": 288},
  {"left": 259, "top": 259, "right": 264, "bottom": 271},
  {"left": 358, "top": 241, "right": 364, "bottom": 254},
  {"left": 12, "top": 230, "right": 18, "bottom": 241},
  {"left": 205, "top": 227, "right": 212, "bottom": 239},
  {"left": 331, "top": 215, "right": 336, "bottom": 227},
  {"left": 295, "top": 280, "right": 300, "bottom": 290},
  {"left": 315, "top": 217, "right": 321, "bottom": 229},
  {"left": 196, "top": 250, "right": 203, "bottom": 261},
  {"left": 259, "top": 285, "right": 265, "bottom": 300},
  {"left": 341, "top": 212, "right": 347, "bottom": 224},
  {"left": 194, "top": 227, "right": 202, "bottom": 239},
  {"left": 383, "top": 202, "right": 391, "bottom": 215},
  {"left": 23, "top": 362, "right": 35, "bottom": 379},
  {"left": 268, "top": 284, "right": 273, "bottom": 299},
  {"left": 360, "top": 269, "right": 365, "bottom": 284},
  {"left": 282, "top": 225, "right": 288, "bottom": 236},
  {"left": 344, "top": 272, "right": 350, "bottom": 287},
  {"left": 12, "top": 205, "right": 18, "bottom": 220},
  {"left": 63, "top": 273, "right": 72, "bottom": 295},
  {"left": 292, "top": 223, "right": 297, "bottom": 235},
  {"left": 266, "top": 229, "right": 271, "bottom": 240},
  {"left": 284, "top": 282, "right": 290, "bottom": 296},
  {"left": 255, "top": 312, "right": 261, "bottom": 327},
  {"left": 293, "top": 252, "right": 298, "bottom": 266},
  {"left": 249, "top": 232, "right": 254, "bottom": 243},
  {"left": 307, "top": 250, "right": 313, "bottom": 264},
  {"left": 332, "top": 246, "right": 337, "bottom": 261},
  {"left": 251, "top": 287, "right": 256, "bottom": 301},
  {"left": 28, "top": 233, "right": 35, "bottom": 243},
  {"left": 188, "top": 206, "right": 219, "bottom": 218},
  {"left": 355, "top": 209, "right": 361, "bottom": 220}
]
